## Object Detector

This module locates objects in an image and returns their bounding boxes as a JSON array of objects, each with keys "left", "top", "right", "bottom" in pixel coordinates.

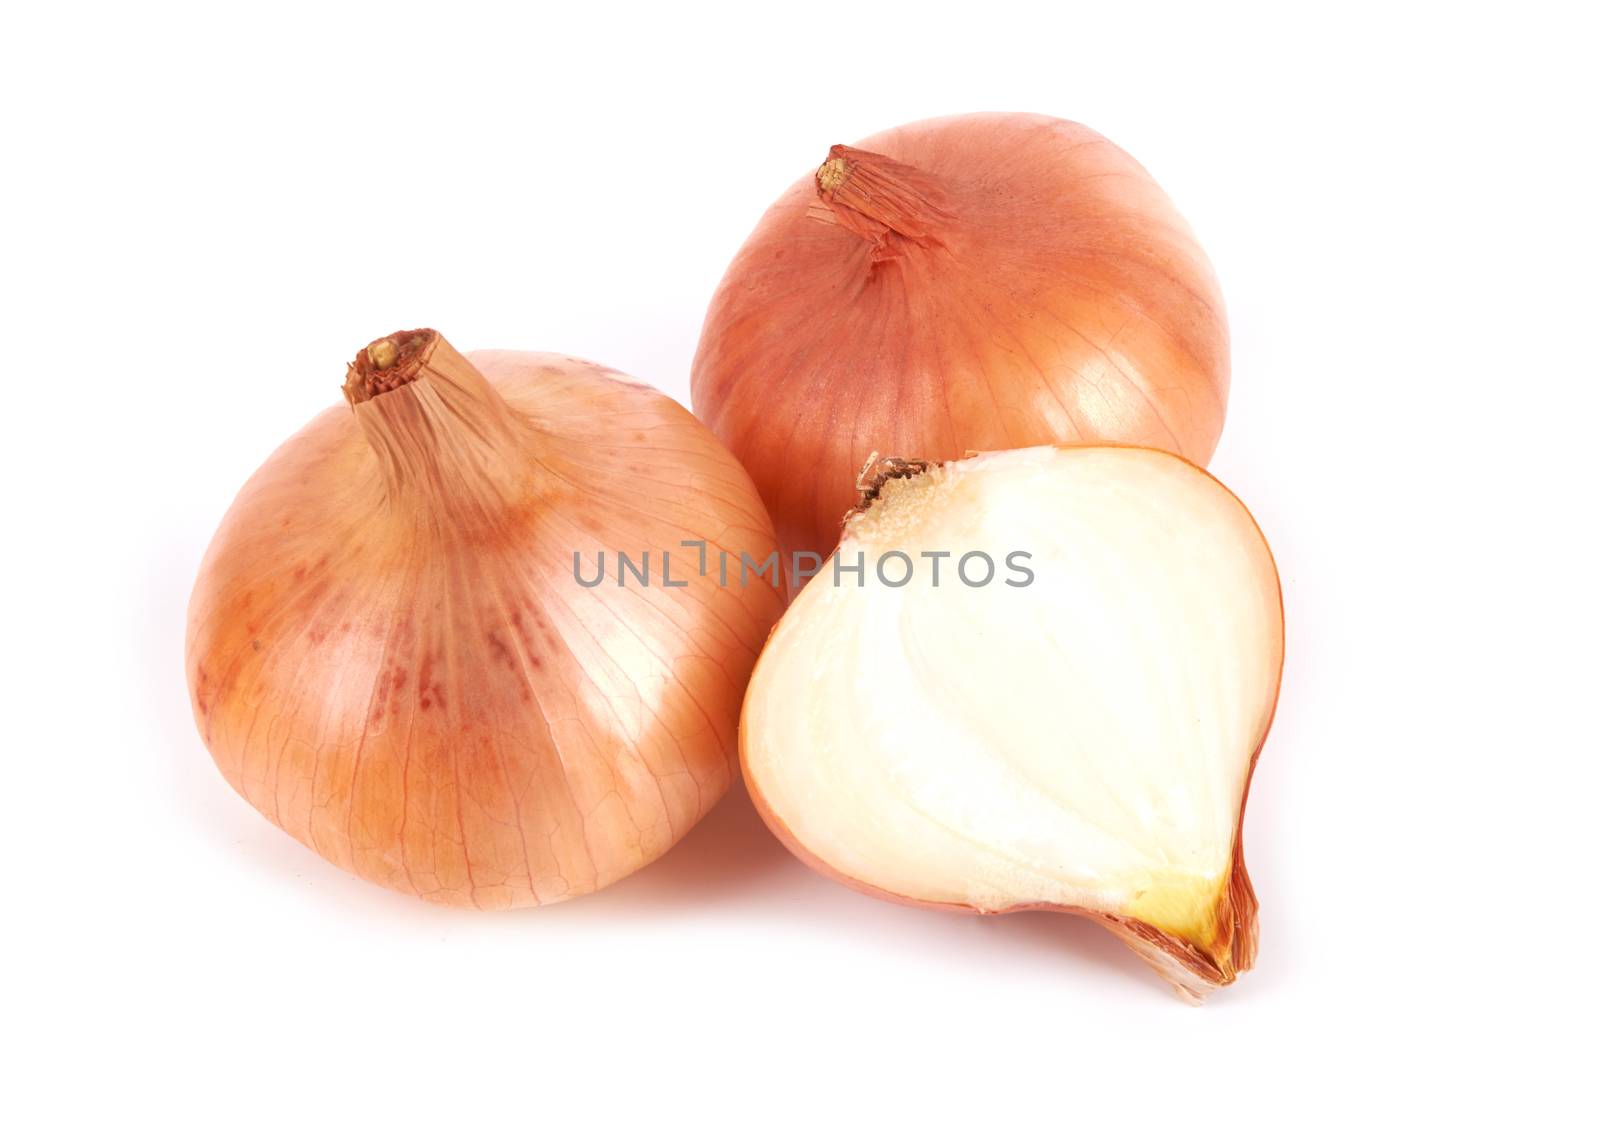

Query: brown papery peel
[
  {"left": 693, "top": 113, "right": 1230, "bottom": 567},
  {"left": 187, "top": 330, "right": 783, "bottom": 907},
  {"left": 740, "top": 446, "right": 1283, "bottom": 1000}
]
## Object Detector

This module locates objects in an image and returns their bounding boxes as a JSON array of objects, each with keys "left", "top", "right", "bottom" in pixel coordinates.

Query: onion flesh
[
  {"left": 741, "top": 446, "right": 1282, "bottom": 999},
  {"left": 187, "top": 330, "right": 783, "bottom": 907}
]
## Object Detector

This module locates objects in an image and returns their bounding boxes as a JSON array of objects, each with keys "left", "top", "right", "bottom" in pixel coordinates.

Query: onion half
[
  {"left": 693, "top": 113, "right": 1229, "bottom": 564},
  {"left": 187, "top": 330, "right": 784, "bottom": 907},
  {"left": 741, "top": 446, "right": 1283, "bottom": 999}
]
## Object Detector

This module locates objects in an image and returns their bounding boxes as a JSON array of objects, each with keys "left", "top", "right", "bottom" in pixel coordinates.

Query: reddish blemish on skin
[
  {"left": 371, "top": 671, "right": 404, "bottom": 720},
  {"left": 193, "top": 667, "right": 214, "bottom": 723},
  {"left": 486, "top": 630, "right": 515, "bottom": 671},
  {"left": 510, "top": 607, "right": 552, "bottom": 661},
  {"left": 414, "top": 652, "right": 445, "bottom": 712}
]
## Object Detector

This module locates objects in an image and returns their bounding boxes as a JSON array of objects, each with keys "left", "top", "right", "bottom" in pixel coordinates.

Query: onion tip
[
  {"left": 343, "top": 329, "right": 437, "bottom": 405},
  {"left": 816, "top": 151, "right": 851, "bottom": 193}
]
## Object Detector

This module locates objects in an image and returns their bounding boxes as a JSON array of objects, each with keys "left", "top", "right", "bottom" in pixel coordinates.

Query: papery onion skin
[
  {"left": 739, "top": 446, "right": 1282, "bottom": 1001},
  {"left": 692, "top": 113, "right": 1229, "bottom": 564},
  {"left": 187, "top": 330, "right": 784, "bottom": 908}
]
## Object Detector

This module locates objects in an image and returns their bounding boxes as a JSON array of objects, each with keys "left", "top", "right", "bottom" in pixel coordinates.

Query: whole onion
[
  {"left": 693, "top": 112, "right": 1229, "bottom": 562},
  {"left": 187, "top": 330, "right": 783, "bottom": 907}
]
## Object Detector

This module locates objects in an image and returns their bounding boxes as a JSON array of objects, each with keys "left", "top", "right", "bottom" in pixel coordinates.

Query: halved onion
[{"left": 741, "top": 445, "right": 1284, "bottom": 999}]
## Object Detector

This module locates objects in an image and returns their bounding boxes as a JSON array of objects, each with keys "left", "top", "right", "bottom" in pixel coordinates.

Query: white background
[{"left": 5, "top": 1, "right": 1596, "bottom": 1123}]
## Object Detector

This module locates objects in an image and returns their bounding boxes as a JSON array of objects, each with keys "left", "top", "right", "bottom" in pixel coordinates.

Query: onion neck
[
  {"left": 814, "top": 144, "right": 953, "bottom": 261},
  {"left": 345, "top": 329, "right": 535, "bottom": 522}
]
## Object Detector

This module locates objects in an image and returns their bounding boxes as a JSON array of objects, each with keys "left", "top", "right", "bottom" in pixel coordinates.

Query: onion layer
[
  {"left": 693, "top": 113, "right": 1230, "bottom": 564},
  {"left": 741, "top": 446, "right": 1282, "bottom": 999},
  {"left": 187, "top": 330, "right": 783, "bottom": 907}
]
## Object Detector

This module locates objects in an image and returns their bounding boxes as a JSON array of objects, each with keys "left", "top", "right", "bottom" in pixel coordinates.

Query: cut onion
[{"left": 741, "top": 445, "right": 1283, "bottom": 999}]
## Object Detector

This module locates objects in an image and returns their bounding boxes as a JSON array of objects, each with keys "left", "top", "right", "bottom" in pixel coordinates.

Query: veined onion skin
[
  {"left": 740, "top": 446, "right": 1282, "bottom": 1000},
  {"left": 187, "top": 330, "right": 784, "bottom": 908},
  {"left": 693, "top": 113, "right": 1229, "bottom": 564}
]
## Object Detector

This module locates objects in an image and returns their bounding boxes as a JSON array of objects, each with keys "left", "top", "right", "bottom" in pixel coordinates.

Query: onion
[
  {"left": 187, "top": 330, "right": 783, "bottom": 907},
  {"left": 693, "top": 112, "right": 1229, "bottom": 564},
  {"left": 740, "top": 446, "right": 1282, "bottom": 1000}
]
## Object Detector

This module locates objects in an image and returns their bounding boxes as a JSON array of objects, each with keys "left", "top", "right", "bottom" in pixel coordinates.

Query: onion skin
[
  {"left": 693, "top": 112, "right": 1229, "bottom": 563},
  {"left": 739, "top": 447, "right": 1281, "bottom": 1001},
  {"left": 187, "top": 331, "right": 783, "bottom": 907}
]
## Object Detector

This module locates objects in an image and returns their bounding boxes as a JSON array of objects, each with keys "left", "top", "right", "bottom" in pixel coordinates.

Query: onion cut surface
[{"left": 741, "top": 446, "right": 1283, "bottom": 999}]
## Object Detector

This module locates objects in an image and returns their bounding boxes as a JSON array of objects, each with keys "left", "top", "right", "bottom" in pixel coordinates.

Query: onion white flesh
[{"left": 741, "top": 446, "right": 1283, "bottom": 999}]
